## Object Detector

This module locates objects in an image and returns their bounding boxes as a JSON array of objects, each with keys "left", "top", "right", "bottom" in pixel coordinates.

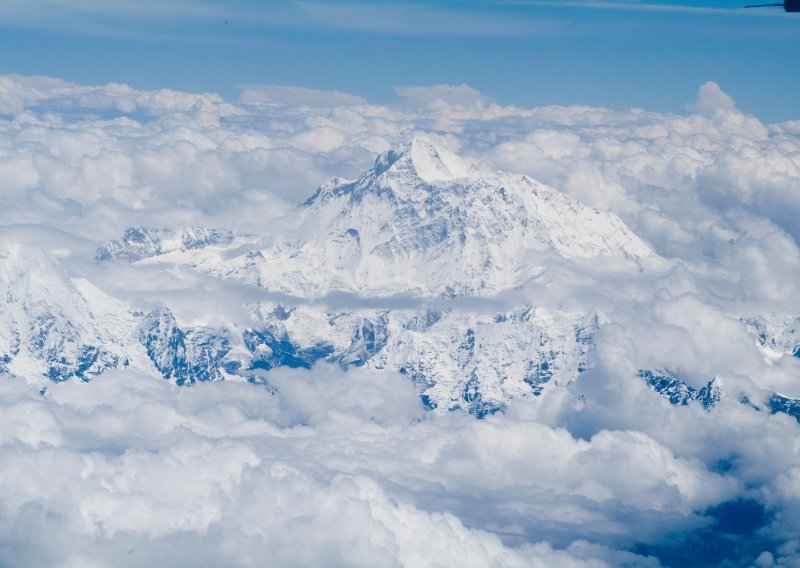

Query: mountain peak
[
  {"left": 371, "top": 137, "right": 475, "bottom": 184},
  {"left": 302, "top": 137, "right": 478, "bottom": 206}
]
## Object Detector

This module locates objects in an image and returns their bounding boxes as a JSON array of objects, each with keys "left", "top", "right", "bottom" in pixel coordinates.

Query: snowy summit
[{"left": 244, "top": 137, "right": 659, "bottom": 297}]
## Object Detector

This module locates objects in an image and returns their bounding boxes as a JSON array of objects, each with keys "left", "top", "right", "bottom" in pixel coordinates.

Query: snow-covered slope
[
  {"left": 218, "top": 138, "right": 658, "bottom": 297},
  {"left": 745, "top": 314, "right": 800, "bottom": 360},
  {"left": 0, "top": 243, "right": 146, "bottom": 385},
  {"left": 0, "top": 242, "right": 242, "bottom": 388}
]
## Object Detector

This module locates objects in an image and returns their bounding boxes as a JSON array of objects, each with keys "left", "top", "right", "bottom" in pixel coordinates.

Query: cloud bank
[
  {"left": 3, "top": 366, "right": 798, "bottom": 568},
  {"left": 2, "top": 74, "right": 800, "bottom": 566},
  {"left": 3, "top": 362, "right": 800, "bottom": 567}
]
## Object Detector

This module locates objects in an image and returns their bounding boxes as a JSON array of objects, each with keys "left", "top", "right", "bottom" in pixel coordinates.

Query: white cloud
[
  {"left": 2, "top": 74, "right": 800, "bottom": 566},
  {"left": 394, "top": 84, "right": 489, "bottom": 107},
  {"left": 7, "top": 366, "right": 789, "bottom": 566},
  {"left": 689, "top": 81, "right": 738, "bottom": 115},
  {"left": 0, "top": 370, "right": 667, "bottom": 566},
  {"left": 239, "top": 84, "right": 369, "bottom": 107},
  {"left": 3, "top": 73, "right": 799, "bottom": 328},
  {"left": 3, "top": 361, "right": 800, "bottom": 565}
]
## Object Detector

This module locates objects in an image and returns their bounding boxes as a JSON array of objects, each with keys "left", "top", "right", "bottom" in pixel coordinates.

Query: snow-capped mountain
[
  {"left": 639, "top": 369, "right": 722, "bottom": 409},
  {"left": 0, "top": 241, "right": 241, "bottom": 389},
  {"left": 241, "top": 302, "right": 600, "bottom": 416},
  {"left": 0, "top": 243, "right": 143, "bottom": 384},
  {"left": 3, "top": 138, "right": 798, "bottom": 419},
  {"left": 216, "top": 138, "right": 658, "bottom": 297}
]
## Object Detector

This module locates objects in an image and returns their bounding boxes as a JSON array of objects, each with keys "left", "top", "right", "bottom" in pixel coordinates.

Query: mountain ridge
[{"left": 3, "top": 138, "right": 795, "bottom": 420}]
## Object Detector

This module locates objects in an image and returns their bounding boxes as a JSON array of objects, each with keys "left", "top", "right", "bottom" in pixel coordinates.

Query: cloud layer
[
  {"left": 0, "top": 365, "right": 791, "bottom": 568},
  {"left": 1, "top": 74, "right": 800, "bottom": 566},
  {"left": 3, "top": 362, "right": 800, "bottom": 567}
]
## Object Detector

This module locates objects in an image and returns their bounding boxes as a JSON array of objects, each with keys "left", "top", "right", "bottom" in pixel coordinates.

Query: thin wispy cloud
[
  {"left": 0, "top": 0, "right": 561, "bottom": 39},
  {"left": 511, "top": 0, "right": 779, "bottom": 16},
  {"left": 293, "top": 1, "right": 559, "bottom": 37},
  {"left": 0, "top": 0, "right": 225, "bottom": 20},
  {"left": 0, "top": 0, "right": 250, "bottom": 44}
]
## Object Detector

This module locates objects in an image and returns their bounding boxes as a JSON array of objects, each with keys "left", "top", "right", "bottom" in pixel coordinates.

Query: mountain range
[{"left": 2, "top": 138, "right": 798, "bottom": 419}]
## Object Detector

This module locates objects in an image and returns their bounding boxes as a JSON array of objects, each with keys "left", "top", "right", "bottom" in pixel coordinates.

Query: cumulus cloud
[
  {"left": 0, "top": 370, "right": 630, "bottom": 566},
  {"left": 0, "top": 368, "right": 767, "bottom": 566},
  {"left": 3, "top": 360, "right": 800, "bottom": 566},
  {"left": 2, "top": 74, "right": 800, "bottom": 566},
  {"left": 7, "top": 73, "right": 795, "bottom": 259},
  {"left": 689, "top": 81, "right": 738, "bottom": 115},
  {"left": 3, "top": 75, "right": 798, "bottom": 373}
]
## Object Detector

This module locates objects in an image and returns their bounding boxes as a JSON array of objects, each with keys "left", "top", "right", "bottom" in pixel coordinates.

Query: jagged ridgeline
[{"left": 2, "top": 139, "right": 799, "bottom": 419}]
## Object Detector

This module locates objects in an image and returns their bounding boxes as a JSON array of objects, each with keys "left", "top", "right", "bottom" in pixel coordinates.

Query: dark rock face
[
  {"left": 639, "top": 369, "right": 722, "bottom": 409},
  {"left": 459, "top": 372, "right": 503, "bottom": 419},
  {"left": 769, "top": 393, "right": 800, "bottom": 423},
  {"left": 242, "top": 328, "right": 333, "bottom": 371},
  {"left": 337, "top": 315, "right": 389, "bottom": 367},
  {"left": 139, "top": 308, "right": 229, "bottom": 385}
]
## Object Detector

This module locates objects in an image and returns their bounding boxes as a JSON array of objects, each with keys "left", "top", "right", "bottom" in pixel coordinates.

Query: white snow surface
[{"left": 207, "top": 137, "right": 659, "bottom": 298}]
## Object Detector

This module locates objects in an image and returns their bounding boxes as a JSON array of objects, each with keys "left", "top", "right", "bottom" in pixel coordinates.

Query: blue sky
[{"left": 1, "top": 0, "right": 799, "bottom": 121}]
